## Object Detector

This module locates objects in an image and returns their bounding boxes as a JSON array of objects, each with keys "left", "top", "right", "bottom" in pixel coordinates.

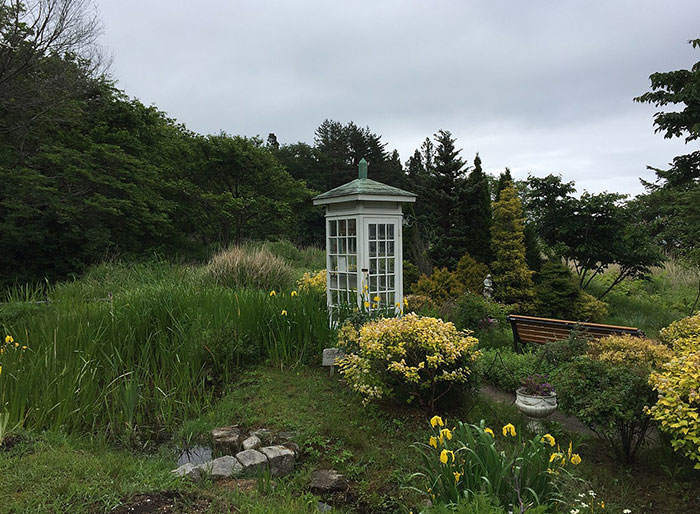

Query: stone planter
[{"left": 515, "top": 387, "right": 557, "bottom": 432}]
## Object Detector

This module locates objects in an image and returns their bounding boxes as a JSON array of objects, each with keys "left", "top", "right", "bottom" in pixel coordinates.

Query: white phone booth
[{"left": 313, "top": 159, "right": 416, "bottom": 313}]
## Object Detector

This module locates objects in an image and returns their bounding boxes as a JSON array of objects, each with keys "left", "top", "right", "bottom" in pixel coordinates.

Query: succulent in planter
[{"left": 516, "top": 374, "right": 557, "bottom": 432}]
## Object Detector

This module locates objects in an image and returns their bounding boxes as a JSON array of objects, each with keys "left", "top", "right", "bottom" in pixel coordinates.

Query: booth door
[{"left": 364, "top": 219, "right": 398, "bottom": 309}]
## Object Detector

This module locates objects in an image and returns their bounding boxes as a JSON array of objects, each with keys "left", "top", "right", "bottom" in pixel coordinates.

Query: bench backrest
[{"left": 507, "top": 314, "right": 644, "bottom": 348}]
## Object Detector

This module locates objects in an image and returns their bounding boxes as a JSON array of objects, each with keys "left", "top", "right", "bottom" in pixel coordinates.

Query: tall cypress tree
[
  {"left": 461, "top": 153, "right": 492, "bottom": 264},
  {"left": 491, "top": 180, "right": 536, "bottom": 313},
  {"left": 495, "top": 167, "right": 513, "bottom": 200}
]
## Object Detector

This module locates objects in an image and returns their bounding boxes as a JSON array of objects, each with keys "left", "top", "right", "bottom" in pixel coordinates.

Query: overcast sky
[{"left": 97, "top": 0, "right": 699, "bottom": 195}]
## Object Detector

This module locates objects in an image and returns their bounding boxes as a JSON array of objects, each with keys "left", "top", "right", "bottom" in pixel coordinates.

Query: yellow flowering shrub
[
  {"left": 337, "top": 314, "right": 480, "bottom": 410},
  {"left": 648, "top": 313, "right": 700, "bottom": 468},
  {"left": 587, "top": 334, "right": 673, "bottom": 370},
  {"left": 296, "top": 269, "right": 326, "bottom": 294}
]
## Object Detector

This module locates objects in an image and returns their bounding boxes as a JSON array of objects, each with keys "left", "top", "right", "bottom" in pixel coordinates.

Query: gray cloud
[{"left": 97, "top": 0, "right": 699, "bottom": 195}]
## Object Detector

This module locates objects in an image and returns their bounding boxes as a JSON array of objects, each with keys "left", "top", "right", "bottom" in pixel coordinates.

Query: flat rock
[
  {"left": 317, "top": 501, "right": 333, "bottom": 512},
  {"left": 211, "top": 425, "right": 242, "bottom": 454},
  {"left": 198, "top": 455, "right": 243, "bottom": 480},
  {"left": 277, "top": 431, "right": 297, "bottom": 441},
  {"left": 235, "top": 449, "right": 268, "bottom": 476},
  {"left": 260, "top": 445, "right": 295, "bottom": 476},
  {"left": 250, "top": 428, "right": 274, "bottom": 444},
  {"left": 242, "top": 435, "right": 262, "bottom": 451},
  {"left": 310, "top": 469, "right": 348, "bottom": 493},
  {"left": 282, "top": 441, "right": 300, "bottom": 456},
  {"left": 171, "top": 462, "right": 202, "bottom": 481}
]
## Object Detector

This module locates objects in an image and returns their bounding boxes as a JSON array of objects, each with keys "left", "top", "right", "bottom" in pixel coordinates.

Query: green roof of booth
[{"left": 312, "top": 158, "right": 416, "bottom": 206}]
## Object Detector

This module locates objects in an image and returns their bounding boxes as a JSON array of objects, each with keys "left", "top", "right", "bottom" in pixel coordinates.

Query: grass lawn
[{"left": 2, "top": 366, "right": 698, "bottom": 513}]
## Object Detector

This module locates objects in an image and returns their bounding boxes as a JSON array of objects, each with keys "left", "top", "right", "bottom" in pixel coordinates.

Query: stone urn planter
[{"left": 515, "top": 388, "right": 557, "bottom": 432}]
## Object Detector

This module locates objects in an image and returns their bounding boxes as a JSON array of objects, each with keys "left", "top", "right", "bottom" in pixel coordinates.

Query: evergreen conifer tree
[
  {"left": 490, "top": 181, "right": 536, "bottom": 312},
  {"left": 495, "top": 168, "right": 513, "bottom": 200},
  {"left": 461, "top": 153, "right": 492, "bottom": 264}
]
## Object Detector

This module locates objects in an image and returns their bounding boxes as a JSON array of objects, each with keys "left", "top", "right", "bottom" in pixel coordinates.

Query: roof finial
[{"left": 358, "top": 158, "right": 368, "bottom": 179}]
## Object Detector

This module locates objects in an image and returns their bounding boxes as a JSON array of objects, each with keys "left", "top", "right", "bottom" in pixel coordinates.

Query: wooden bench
[{"left": 507, "top": 314, "right": 645, "bottom": 351}]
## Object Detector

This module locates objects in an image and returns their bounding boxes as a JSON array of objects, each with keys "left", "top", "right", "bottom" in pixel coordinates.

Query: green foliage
[
  {"left": 337, "top": 314, "right": 481, "bottom": 411},
  {"left": 420, "top": 493, "right": 508, "bottom": 514},
  {"left": 553, "top": 336, "right": 672, "bottom": 462},
  {"left": 207, "top": 245, "right": 296, "bottom": 290},
  {"left": 0, "top": 261, "right": 332, "bottom": 445},
  {"left": 490, "top": 182, "right": 536, "bottom": 313},
  {"left": 412, "top": 419, "right": 575, "bottom": 511},
  {"left": 649, "top": 313, "right": 700, "bottom": 468},
  {"left": 460, "top": 154, "right": 493, "bottom": 265},
  {"left": 455, "top": 292, "right": 506, "bottom": 334},
  {"left": 526, "top": 175, "right": 665, "bottom": 300},
  {"left": 414, "top": 268, "right": 465, "bottom": 303},
  {"left": 477, "top": 349, "right": 546, "bottom": 392},
  {"left": 535, "top": 260, "right": 608, "bottom": 322},
  {"left": 404, "top": 260, "right": 421, "bottom": 294},
  {"left": 455, "top": 253, "right": 490, "bottom": 295}
]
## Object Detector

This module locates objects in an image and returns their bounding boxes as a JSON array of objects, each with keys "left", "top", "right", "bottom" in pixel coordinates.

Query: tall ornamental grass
[{"left": 0, "top": 274, "right": 331, "bottom": 445}]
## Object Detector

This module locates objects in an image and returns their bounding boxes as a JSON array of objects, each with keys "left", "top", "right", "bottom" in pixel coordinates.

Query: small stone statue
[{"left": 483, "top": 274, "right": 493, "bottom": 299}]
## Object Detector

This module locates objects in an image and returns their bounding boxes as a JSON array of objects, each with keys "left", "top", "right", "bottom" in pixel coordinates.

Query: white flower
[
  {"left": 623, "top": 510, "right": 632, "bottom": 513},
  {"left": 588, "top": 490, "right": 596, "bottom": 497},
  {"left": 570, "top": 510, "right": 580, "bottom": 514},
  {"left": 580, "top": 503, "right": 589, "bottom": 508},
  {"left": 578, "top": 493, "right": 586, "bottom": 498}
]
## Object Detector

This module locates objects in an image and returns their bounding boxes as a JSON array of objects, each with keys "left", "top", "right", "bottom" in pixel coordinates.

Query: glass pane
[
  {"left": 379, "top": 241, "right": 386, "bottom": 257},
  {"left": 370, "top": 258, "right": 377, "bottom": 274},
  {"left": 369, "top": 241, "right": 377, "bottom": 257},
  {"left": 329, "top": 220, "right": 337, "bottom": 236},
  {"left": 330, "top": 255, "right": 338, "bottom": 271},
  {"left": 387, "top": 241, "right": 395, "bottom": 257},
  {"left": 380, "top": 292, "right": 388, "bottom": 304},
  {"left": 388, "top": 292, "right": 395, "bottom": 305},
  {"left": 330, "top": 238, "right": 337, "bottom": 254},
  {"left": 349, "top": 273, "right": 357, "bottom": 290},
  {"left": 339, "top": 219, "right": 346, "bottom": 236},
  {"left": 378, "top": 258, "right": 386, "bottom": 273},
  {"left": 370, "top": 275, "right": 377, "bottom": 291},
  {"left": 339, "top": 273, "right": 347, "bottom": 290},
  {"left": 379, "top": 275, "right": 386, "bottom": 290},
  {"left": 369, "top": 224, "right": 376, "bottom": 239},
  {"left": 338, "top": 255, "right": 347, "bottom": 272},
  {"left": 379, "top": 224, "right": 386, "bottom": 239},
  {"left": 388, "top": 258, "right": 395, "bottom": 273},
  {"left": 348, "top": 237, "right": 356, "bottom": 254},
  {"left": 388, "top": 275, "right": 395, "bottom": 289},
  {"left": 349, "top": 256, "right": 357, "bottom": 271},
  {"left": 338, "top": 238, "right": 345, "bottom": 254},
  {"left": 388, "top": 224, "right": 394, "bottom": 239},
  {"left": 330, "top": 273, "right": 338, "bottom": 288},
  {"left": 348, "top": 219, "right": 356, "bottom": 236}
]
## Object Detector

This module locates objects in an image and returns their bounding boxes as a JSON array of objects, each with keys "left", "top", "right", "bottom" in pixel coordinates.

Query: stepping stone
[
  {"left": 211, "top": 425, "right": 242, "bottom": 454},
  {"left": 242, "top": 435, "right": 262, "bottom": 450},
  {"left": 198, "top": 455, "right": 243, "bottom": 480},
  {"left": 310, "top": 469, "right": 348, "bottom": 493},
  {"left": 260, "top": 445, "right": 295, "bottom": 476},
  {"left": 235, "top": 449, "right": 268, "bottom": 476},
  {"left": 250, "top": 428, "right": 274, "bottom": 444}
]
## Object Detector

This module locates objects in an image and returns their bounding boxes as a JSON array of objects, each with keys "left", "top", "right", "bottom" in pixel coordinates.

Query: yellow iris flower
[
  {"left": 570, "top": 453, "right": 582, "bottom": 465},
  {"left": 439, "top": 449, "right": 454, "bottom": 464},
  {"left": 430, "top": 415, "right": 444, "bottom": 427},
  {"left": 502, "top": 423, "right": 516, "bottom": 437},
  {"left": 484, "top": 427, "right": 495, "bottom": 438},
  {"left": 429, "top": 436, "right": 438, "bottom": 448},
  {"left": 541, "top": 434, "right": 556, "bottom": 447},
  {"left": 440, "top": 428, "right": 452, "bottom": 441},
  {"left": 5, "top": 335, "right": 12, "bottom": 344},
  {"left": 291, "top": 290, "right": 298, "bottom": 297},
  {"left": 269, "top": 290, "right": 276, "bottom": 297},
  {"left": 453, "top": 471, "right": 462, "bottom": 483},
  {"left": 281, "top": 310, "right": 288, "bottom": 316},
  {"left": 373, "top": 296, "right": 381, "bottom": 302}
]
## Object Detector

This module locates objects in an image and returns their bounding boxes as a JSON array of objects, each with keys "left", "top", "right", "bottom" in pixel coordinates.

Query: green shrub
[
  {"left": 420, "top": 493, "right": 508, "bottom": 514},
  {"left": 574, "top": 291, "right": 608, "bottom": 322},
  {"left": 553, "top": 335, "right": 672, "bottom": 462},
  {"left": 477, "top": 348, "right": 548, "bottom": 392},
  {"left": 534, "top": 260, "right": 608, "bottom": 322},
  {"left": 454, "top": 253, "right": 490, "bottom": 295},
  {"left": 412, "top": 418, "right": 578, "bottom": 511},
  {"left": 535, "top": 260, "right": 580, "bottom": 319},
  {"left": 337, "top": 314, "right": 480, "bottom": 411},
  {"left": 207, "top": 246, "right": 295, "bottom": 290},
  {"left": 404, "top": 260, "right": 420, "bottom": 294},
  {"left": 413, "top": 268, "right": 464, "bottom": 303},
  {"left": 455, "top": 292, "right": 507, "bottom": 334},
  {"left": 536, "top": 329, "right": 590, "bottom": 368},
  {"left": 649, "top": 313, "right": 700, "bottom": 468}
]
